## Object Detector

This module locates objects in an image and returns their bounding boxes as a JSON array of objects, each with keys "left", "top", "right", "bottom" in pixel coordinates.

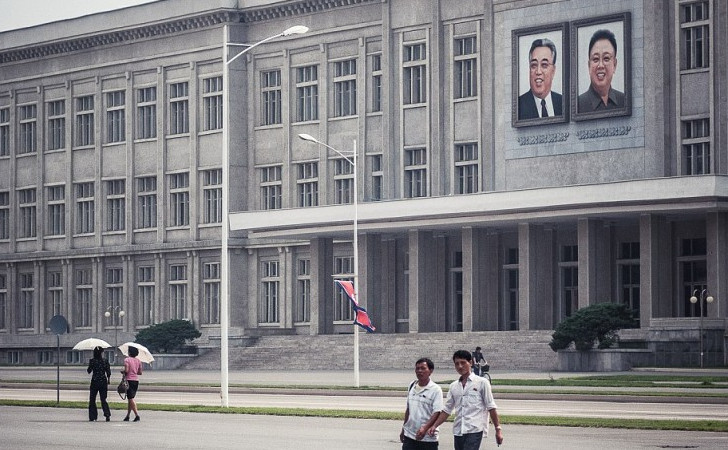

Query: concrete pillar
[
  {"left": 360, "top": 233, "right": 388, "bottom": 332},
  {"left": 578, "top": 218, "right": 611, "bottom": 307},
  {"left": 518, "top": 223, "right": 554, "bottom": 330},
  {"left": 640, "top": 214, "right": 672, "bottom": 321},
  {"left": 408, "top": 230, "right": 445, "bottom": 332},
  {"left": 310, "top": 237, "right": 333, "bottom": 335},
  {"left": 706, "top": 212, "right": 727, "bottom": 319}
]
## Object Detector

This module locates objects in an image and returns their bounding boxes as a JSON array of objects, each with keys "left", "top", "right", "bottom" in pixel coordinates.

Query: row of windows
[
  {"left": 0, "top": 78, "right": 221, "bottom": 157},
  {"left": 259, "top": 37, "right": 477, "bottom": 125},
  {"left": 0, "top": 169, "right": 221, "bottom": 240},
  {"left": 0, "top": 263, "right": 221, "bottom": 331},
  {"left": 257, "top": 143, "right": 480, "bottom": 210}
]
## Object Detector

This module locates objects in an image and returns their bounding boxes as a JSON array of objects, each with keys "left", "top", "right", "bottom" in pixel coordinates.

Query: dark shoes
[
  {"left": 123, "top": 416, "right": 130, "bottom": 421},
  {"left": 133, "top": 416, "right": 140, "bottom": 422},
  {"left": 105, "top": 417, "right": 111, "bottom": 422}
]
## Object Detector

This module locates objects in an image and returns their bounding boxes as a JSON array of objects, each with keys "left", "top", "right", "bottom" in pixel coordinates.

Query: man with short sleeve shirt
[
  {"left": 400, "top": 357, "right": 444, "bottom": 449},
  {"left": 428, "top": 350, "right": 504, "bottom": 450}
]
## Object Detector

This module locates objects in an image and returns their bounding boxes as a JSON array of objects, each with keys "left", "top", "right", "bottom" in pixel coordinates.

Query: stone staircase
[{"left": 183, "top": 330, "right": 559, "bottom": 371}]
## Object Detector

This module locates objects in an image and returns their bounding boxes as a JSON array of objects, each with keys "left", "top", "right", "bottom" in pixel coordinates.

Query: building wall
[{"left": 0, "top": 0, "right": 726, "bottom": 367}]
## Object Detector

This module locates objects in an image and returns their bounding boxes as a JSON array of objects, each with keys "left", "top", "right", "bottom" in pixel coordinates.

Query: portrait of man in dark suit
[
  {"left": 518, "top": 38, "right": 563, "bottom": 120},
  {"left": 577, "top": 28, "right": 625, "bottom": 112}
]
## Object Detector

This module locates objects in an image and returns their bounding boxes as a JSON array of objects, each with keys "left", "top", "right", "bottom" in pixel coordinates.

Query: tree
[
  {"left": 549, "top": 303, "right": 638, "bottom": 352},
  {"left": 135, "top": 319, "right": 201, "bottom": 353}
]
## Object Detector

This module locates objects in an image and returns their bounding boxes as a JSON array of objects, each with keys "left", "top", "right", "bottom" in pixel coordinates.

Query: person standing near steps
[{"left": 122, "top": 345, "right": 143, "bottom": 422}]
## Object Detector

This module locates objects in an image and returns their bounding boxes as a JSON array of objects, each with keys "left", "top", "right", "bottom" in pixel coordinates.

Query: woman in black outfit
[{"left": 87, "top": 346, "right": 112, "bottom": 421}]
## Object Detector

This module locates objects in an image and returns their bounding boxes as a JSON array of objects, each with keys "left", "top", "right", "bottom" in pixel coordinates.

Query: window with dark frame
[
  {"left": 261, "top": 70, "right": 282, "bottom": 125},
  {"left": 403, "top": 43, "right": 427, "bottom": 105},
  {"left": 19, "top": 104, "right": 37, "bottom": 154},
  {"left": 682, "top": 118, "right": 710, "bottom": 175},
  {"left": 169, "top": 82, "right": 189, "bottom": 135},
  {"left": 260, "top": 166, "right": 282, "bottom": 210},
  {"left": 203, "top": 169, "right": 222, "bottom": 223},
  {"left": 136, "top": 87, "right": 156, "bottom": 139},
  {"left": 296, "top": 65, "right": 318, "bottom": 122},
  {"left": 47, "top": 100, "right": 66, "bottom": 150},
  {"left": 106, "top": 179, "right": 125, "bottom": 232},
  {"left": 455, "top": 143, "right": 479, "bottom": 194},
  {"left": 106, "top": 91, "right": 125, "bottom": 143},
  {"left": 75, "top": 182, "right": 94, "bottom": 234},
  {"left": 169, "top": 172, "right": 190, "bottom": 227},
  {"left": 334, "top": 59, "right": 357, "bottom": 117},
  {"left": 404, "top": 148, "right": 427, "bottom": 198},
  {"left": 681, "top": 1, "right": 710, "bottom": 70},
  {"left": 203, "top": 76, "right": 223, "bottom": 131},
  {"left": 75, "top": 96, "right": 94, "bottom": 147},
  {"left": 18, "top": 188, "right": 37, "bottom": 238},
  {"left": 454, "top": 36, "right": 477, "bottom": 99},
  {"left": 297, "top": 162, "right": 318, "bottom": 207},
  {"left": 47, "top": 185, "right": 65, "bottom": 236}
]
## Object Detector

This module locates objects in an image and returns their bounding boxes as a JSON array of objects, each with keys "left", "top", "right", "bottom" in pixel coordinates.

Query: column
[{"left": 310, "top": 237, "right": 333, "bottom": 335}]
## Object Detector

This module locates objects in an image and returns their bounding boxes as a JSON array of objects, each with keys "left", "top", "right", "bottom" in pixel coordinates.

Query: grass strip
[{"left": 1, "top": 399, "right": 727, "bottom": 432}]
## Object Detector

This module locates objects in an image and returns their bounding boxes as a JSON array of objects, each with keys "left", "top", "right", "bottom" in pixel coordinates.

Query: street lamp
[
  {"left": 221, "top": 24, "right": 309, "bottom": 407},
  {"left": 298, "top": 133, "right": 361, "bottom": 387},
  {"left": 104, "top": 306, "right": 125, "bottom": 363},
  {"left": 689, "top": 289, "right": 714, "bottom": 368}
]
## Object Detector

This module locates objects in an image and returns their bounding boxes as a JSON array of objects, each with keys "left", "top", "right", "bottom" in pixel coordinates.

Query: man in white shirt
[
  {"left": 400, "top": 357, "right": 444, "bottom": 449},
  {"left": 428, "top": 350, "right": 504, "bottom": 450}
]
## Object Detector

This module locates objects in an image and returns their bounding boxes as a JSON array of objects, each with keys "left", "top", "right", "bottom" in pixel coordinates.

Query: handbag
[{"left": 117, "top": 376, "right": 129, "bottom": 399}]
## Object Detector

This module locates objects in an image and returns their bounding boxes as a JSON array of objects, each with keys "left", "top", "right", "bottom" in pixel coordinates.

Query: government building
[{"left": 0, "top": 0, "right": 726, "bottom": 369}]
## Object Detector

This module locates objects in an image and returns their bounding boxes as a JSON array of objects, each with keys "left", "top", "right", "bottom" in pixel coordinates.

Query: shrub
[
  {"left": 135, "top": 319, "right": 201, "bottom": 353},
  {"left": 549, "top": 303, "right": 638, "bottom": 352}
]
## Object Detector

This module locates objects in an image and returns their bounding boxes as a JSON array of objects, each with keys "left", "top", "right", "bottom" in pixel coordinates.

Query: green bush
[
  {"left": 135, "top": 319, "right": 201, "bottom": 353},
  {"left": 549, "top": 303, "right": 638, "bottom": 352}
]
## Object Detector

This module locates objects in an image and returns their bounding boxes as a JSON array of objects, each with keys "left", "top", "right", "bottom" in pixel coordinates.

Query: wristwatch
[{"left": 495, "top": 426, "right": 502, "bottom": 431}]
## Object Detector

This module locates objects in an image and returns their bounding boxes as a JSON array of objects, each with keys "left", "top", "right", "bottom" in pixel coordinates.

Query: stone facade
[{"left": 0, "top": 0, "right": 726, "bottom": 369}]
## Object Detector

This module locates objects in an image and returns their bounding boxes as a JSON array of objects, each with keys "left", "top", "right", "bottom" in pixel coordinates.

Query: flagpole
[{"left": 352, "top": 139, "right": 359, "bottom": 388}]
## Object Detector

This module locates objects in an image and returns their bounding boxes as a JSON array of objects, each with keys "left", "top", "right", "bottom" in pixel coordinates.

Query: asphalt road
[
  {"left": 2, "top": 385, "right": 728, "bottom": 422},
  {"left": 3, "top": 406, "right": 728, "bottom": 450}
]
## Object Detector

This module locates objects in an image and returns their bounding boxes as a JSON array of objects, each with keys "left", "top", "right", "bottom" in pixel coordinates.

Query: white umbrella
[
  {"left": 118, "top": 342, "right": 155, "bottom": 364},
  {"left": 72, "top": 338, "right": 112, "bottom": 351}
]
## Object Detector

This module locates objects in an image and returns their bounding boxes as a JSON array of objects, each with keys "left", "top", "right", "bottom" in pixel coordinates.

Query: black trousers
[
  {"left": 402, "top": 436, "right": 439, "bottom": 450},
  {"left": 88, "top": 382, "right": 110, "bottom": 420}
]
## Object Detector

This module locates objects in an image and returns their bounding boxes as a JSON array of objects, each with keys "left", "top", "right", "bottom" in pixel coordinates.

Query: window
[
  {"left": 403, "top": 43, "right": 427, "bottom": 104},
  {"left": 259, "top": 260, "right": 279, "bottom": 323},
  {"left": 0, "top": 274, "right": 6, "bottom": 329},
  {"left": 295, "top": 259, "right": 311, "bottom": 323},
  {"left": 137, "top": 176, "right": 157, "bottom": 229},
  {"left": 202, "top": 169, "right": 222, "bottom": 224},
  {"left": 38, "top": 351, "right": 54, "bottom": 365},
  {"left": 561, "top": 245, "right": 578, "bottom": 317},
  {"left": 455, "top": 143, "right": 479, "bottom": 194},
  {"left": 47, "top": 185, "right": 65, "bottom": 236},
  {"left": 203, "top": 76, "right": 223, "bottom": 131},
  {"left": 136, "top": 87, "right": 156, "bottom": 139},
  {"left": 106, "top": 91, "right": 125, "bottom": 143},
  {"left": 261, "top": 70, "right": 282, "bottom": 125},
  {"left": 169, "top": 264, "right": 187, "bottom": 319},
  {"left": 47, "top": 271, "right": 63, "bottom": 327},
  {"left": 681, "top": 1, "right": 710, "bottom": 70},
  {"left": 297, "top": 162, "right": 318, "bottom": 207},
  {"left": 681, "top": 237, "right": 707, "bottom": 317},
  {"left": 404, "top": 148, "right": 427, "bottom": 198},
  {"left": 137, "top": 266, "right": 155, "bottom": 326},
  {"left": 105, "top": 268, "right": 123, "bottom": 326},
  {"left": 106, "top": 179, "right": 125, "bottom": 231},
  {"left": 18, "top": 188, "right": 37, "bottom": 238},
  {"left": 618, "top": 242, "right": 640, "bottom": 321},
  {"left": 8, "top": 351, "right": 22, "bottom": 364},
  {"left": 371, "top": 54, "right": 382, "bottom": 112},
  {"left": 169, "top": 172, "right": 189, "bottom": 226},
  {"left": 334, "top": 159, "right": 354, "bottom": 204},
  {"left": 682, "top": 118, "right": 710, "bottom": 175},
  {"left": 75, "top": 182, "right": 94, "bottom": 234},
  {"left": 75, "top": 269, "right": 92, "bottom": 327},
  {"left": 19, "top": 104, "right": 37, "bottom": 154},
  {"left": 260, "top": 166, "right": 282, "bottom": 210},
  {"left": 47, "top": 100, "right": 66, "bottom": 150},
  {"left": 296, "top": 65, "right": 318, "bottom": 122},
  {"left": 169, "top": 82, "right": 189, "bottom": 134},
  {"left": 19, "top": 273, "right": 34, "bottom": 329},
  {"left": 0, "top": 192, "right": 8, "bottom": 240},
  {"left": 75, "top": 96, "right": 94, "bottom": 147},
  {"left": 203, "top": 262, "right": 220, "bottom": 324},
  {"left": 334, "top": 257, "right": 354, "bottom": 321},
  {"left": 0, "top": 107, "right": 9, "bottom": 156},
  {"left": 454, "top": 36, "right": 477, "bottom": 99},
  {"left": 370, "top": 155, "right": 383, "bottom": 201},
  {"left": 334, "top": 59, "right": 357, "bottom": 117},
  {"left": 503, "top": 248, "right": 519, "bottom": 330}
]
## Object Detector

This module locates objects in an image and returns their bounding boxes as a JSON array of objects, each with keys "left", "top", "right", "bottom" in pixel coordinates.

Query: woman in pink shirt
[{"left": 122, "top": 345, "right": 143, "bottom": 422}]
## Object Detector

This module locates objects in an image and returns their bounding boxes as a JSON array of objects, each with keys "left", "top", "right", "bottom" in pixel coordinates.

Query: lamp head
[
  {"left": 706, "top": 295, "right": 714, "bottom": 304},
  {"left": 119, "top": 310, "right": 126, "bottom": 317},
  {"left": 690, "top": 296, "right": 698, "bottom": 304},
  {"left": 104, "top": 311, "right": 111, "bottom": 318},
  {"left": 298, "top": 133, "right": 319, "bottom": 144},
  {"left": 283, "top": 25, "right": 309, "bottom": 36}
]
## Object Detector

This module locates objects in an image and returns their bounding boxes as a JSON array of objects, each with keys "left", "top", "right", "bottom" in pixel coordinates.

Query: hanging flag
[{"left": 335, "top": 280, "right": 376, "bottom": 333}]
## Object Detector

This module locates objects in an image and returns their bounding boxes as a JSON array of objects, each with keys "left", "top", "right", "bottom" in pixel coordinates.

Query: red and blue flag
[{"left": 335, "top": 280, "right": 376, "bottom": 333}]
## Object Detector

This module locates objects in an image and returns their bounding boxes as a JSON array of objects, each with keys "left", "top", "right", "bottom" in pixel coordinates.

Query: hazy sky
[{"left": 0, "top": 0, "right": 158, "bottom": 32}]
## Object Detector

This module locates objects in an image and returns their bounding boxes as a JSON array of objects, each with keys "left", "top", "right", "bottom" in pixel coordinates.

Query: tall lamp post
[
  {"left": 104, "top": 306, "right": 125, "bottom": 363},
  {"left": 221, "top": 24, "right": 309, "bottom": 407},
  {"left": 298, "top": 133, "right": 361, "bottom": 387},
  {"left": 690, "top": 289, "right": 714, "bottom": 368}
]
